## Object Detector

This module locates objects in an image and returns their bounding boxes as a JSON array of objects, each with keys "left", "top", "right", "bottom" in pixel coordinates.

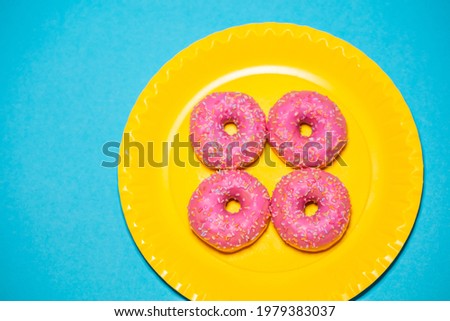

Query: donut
[
  {"left": 267, "top": 91, "right": 347, "bottom": 168},
  {"left": 188, "top": 170, "right": 270, "bottom": 252},
  {"left": 270, "top": 168, "right": 351, "bottom": 252},
  {"left": 190, "top": 92, "right": 267, "bottom": 169}
]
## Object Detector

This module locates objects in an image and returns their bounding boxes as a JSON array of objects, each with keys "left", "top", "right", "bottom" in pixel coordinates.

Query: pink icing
[
  {"left": 188, "top": 170, "right": 270, "bottom": 252},
  {"left": 190, "top": 92, "right": 267, "bottom": 169},
  {"left": 267, "top": 91, "right": 347, "bottom": 168},
  {"left": 270, "top": 168, "right": 351, "bottom": 252}
]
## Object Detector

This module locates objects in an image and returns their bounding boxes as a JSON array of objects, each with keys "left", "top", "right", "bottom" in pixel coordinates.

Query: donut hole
[
  {"left": 224, "top": 121, "right": 238, "bottom": 136},
  {"left": 299, "top": 123, "right": 313, "bottom": 137},
  {"left": 304, "top": 201, "right": 319, "bottom": 217},
  {"left": 225, "top": 199, "right": 241, "bottom": 214}
]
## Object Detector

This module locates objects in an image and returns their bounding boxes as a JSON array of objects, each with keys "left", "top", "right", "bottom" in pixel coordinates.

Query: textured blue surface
[{"left": 1, "top": 0, "right": 449, "bottom": 300}]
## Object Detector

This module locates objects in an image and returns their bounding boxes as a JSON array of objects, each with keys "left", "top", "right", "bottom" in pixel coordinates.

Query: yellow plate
[{"left": 118, "top": 23, "right": 423, "bottom": 300}]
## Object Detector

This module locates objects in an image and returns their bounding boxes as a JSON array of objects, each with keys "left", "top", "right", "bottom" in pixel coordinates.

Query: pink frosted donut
[
  {"left": 188, "top": 170, "right": 270, "bottom": 252},
  {"left": 190, "top": 92, "right": 266, "bottom": 169},
  {"left": 267, "top": 91, "right": 347, "bottom": 168},
  {"left": 270, "top": 168, "right": 351, "bottom": 252}
]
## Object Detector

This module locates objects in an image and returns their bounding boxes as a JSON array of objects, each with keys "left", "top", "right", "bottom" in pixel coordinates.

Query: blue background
[{"left": 1, "top": 0, "right": 449, "bottom": 300}]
